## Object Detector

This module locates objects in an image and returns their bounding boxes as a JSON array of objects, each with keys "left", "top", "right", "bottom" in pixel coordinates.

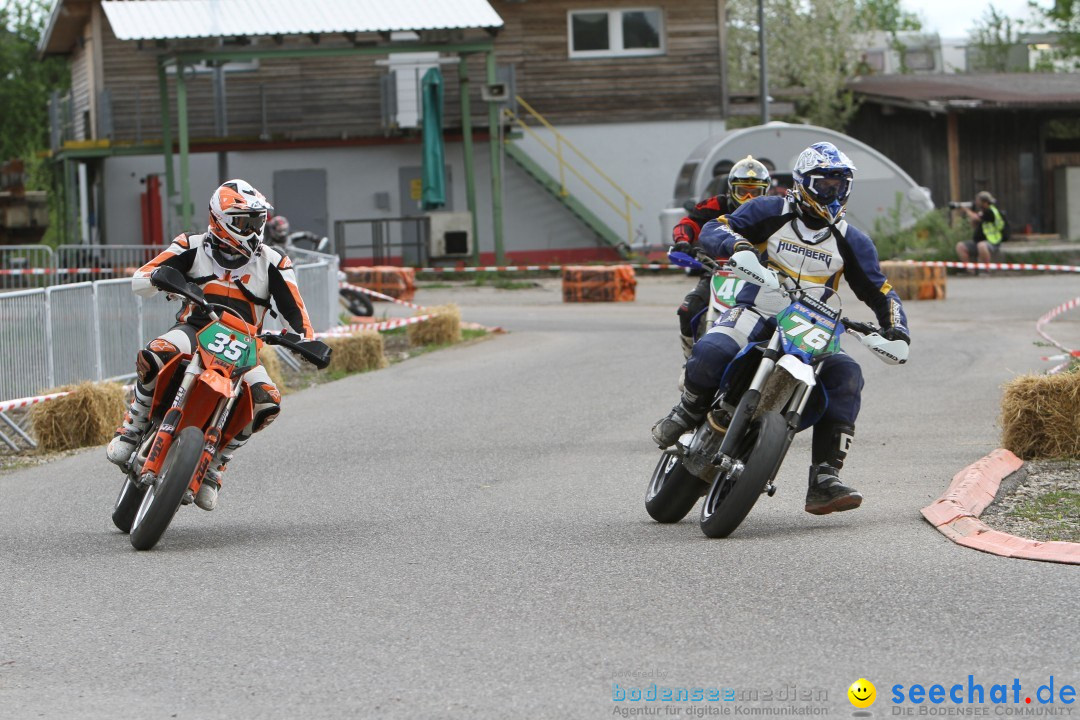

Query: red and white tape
[
  {"left": 0, "top": 383, "right": 134, "bottom": 414},
  {"left": 0, "top": 391, "right": 73, "bottom": 413},
  {"left": 0, "top": 267, "right": 130, "bottom": 276},
  {"left": 1035, "top": 296, "right": 1080, "bottom": 373},
  {"left": 340, "top": 281, "right": 425, "bottom": 310},
  {"left": 316, "top": 314, "right": 435, "bottom": 338}
]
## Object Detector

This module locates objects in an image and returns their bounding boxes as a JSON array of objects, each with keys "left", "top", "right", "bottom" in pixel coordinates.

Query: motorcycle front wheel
[
  {"left": 645, "top": 453, "right": 708, "bottom": 523},
  {"left": 130, "top": 427, "right": 204, "bottom": 551},
  {"left": 111, "top": 476, "right": 148, "bottom": 533},
  {"left": 699, "top": 411, "right": 788, "bottom": 538}
]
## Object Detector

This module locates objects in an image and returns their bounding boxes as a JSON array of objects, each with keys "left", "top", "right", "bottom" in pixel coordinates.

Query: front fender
[
  {"left": 776, "top": 354, "right": 816, "bottom": 388},
  {"left": 198, "top": 368, "right": 235, "bottom": 400}
]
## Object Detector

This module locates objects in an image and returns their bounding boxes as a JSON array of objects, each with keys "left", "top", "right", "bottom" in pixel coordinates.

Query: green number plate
[
  {"left": 711, "top": 272, "right": 745, "bottom": 309},
  {"left": 197, "top": 322, "right": 257, "bottom": 367}
]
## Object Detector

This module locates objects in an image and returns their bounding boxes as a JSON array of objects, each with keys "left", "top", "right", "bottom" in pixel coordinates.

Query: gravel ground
[{"left": 982, "top": 459, "right": 1080, "bottom": 542}]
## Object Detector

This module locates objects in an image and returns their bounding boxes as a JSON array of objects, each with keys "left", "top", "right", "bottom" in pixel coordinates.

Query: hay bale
[
  {"left": 29, "top": 381, "right": 127, "bottom": 452},
  {"left": 326, "top": 331, "right": 388, "bottom": 374},
  {"left": 260, "top": 344, "right": 288, "bottom": 393},
  {"left": 1000, "top": 372, "right": 1080, "bottom": 460},
  {"left": 407, "top": 304, "right": 462, "bottom": 347}
]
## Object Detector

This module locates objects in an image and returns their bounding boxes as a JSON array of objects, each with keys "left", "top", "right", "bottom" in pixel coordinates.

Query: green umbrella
[{"left": 421, "top": 67, "right": 446, "bottom": 210}]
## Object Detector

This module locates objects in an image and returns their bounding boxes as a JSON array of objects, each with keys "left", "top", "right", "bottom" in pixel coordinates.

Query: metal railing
[
  {"left": 0, "top": 245, "right": 56, "bottom": 290},
  {"left": 0, "top": 255, "right": 338, "bottom": 402},
  {"left": 504, "top": 96, "right": 643, "bottom": 245},
  {"left": 54, "top": 245, "right": 168, "bottom": 285}
]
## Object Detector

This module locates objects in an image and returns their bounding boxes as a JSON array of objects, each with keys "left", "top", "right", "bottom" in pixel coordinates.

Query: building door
[
  {"left": 398, "top": 165, "right": 452, "bottom": 266},
  {"left": 272, "top": 169, "right": 328, "bottom": 240}
]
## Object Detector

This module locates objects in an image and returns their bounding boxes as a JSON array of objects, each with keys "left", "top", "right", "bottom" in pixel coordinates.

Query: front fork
[
  {"left": 190, "top": 379, "right": 243, "bottom": 495},
  {"left": 140, "top": 358, "right": 202, "bottom": 484}
]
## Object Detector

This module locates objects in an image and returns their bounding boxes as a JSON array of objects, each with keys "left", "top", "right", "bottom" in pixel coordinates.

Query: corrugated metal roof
[
  {"left": 848, "top": 73, "right": 1080, "bottom": 109},
  {"left": 101, "top": 0, "right": 503, "bottom": 41}
]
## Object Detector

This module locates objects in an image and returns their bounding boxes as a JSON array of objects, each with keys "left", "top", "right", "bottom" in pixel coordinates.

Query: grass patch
[
  {"left": 1006, "top": 490, "right": 1080, "bottom": 542},
  {"left": 417, "top": 282, "right": 455, "bottom": 289}
]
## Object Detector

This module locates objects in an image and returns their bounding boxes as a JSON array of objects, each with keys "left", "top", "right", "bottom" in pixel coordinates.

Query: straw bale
[
  {"left": 408, "top": 304, "right": 462, "bottom": 347},
  {"left": 260, "top": 344, "right": 287, "bottom": 393},
  {"left": 326, "top": 331, "right": 388, "bottom": 374},
  {"left": 29, "top": 382, "right": 127, "bottom": 452},
  {"left": 1000, "top": 372, "right": 1080, "bottom": 460}
]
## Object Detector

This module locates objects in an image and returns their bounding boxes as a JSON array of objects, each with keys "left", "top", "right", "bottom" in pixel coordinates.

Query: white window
[{"left": 568, "top": 8, "right": 664, "bottom": 58}]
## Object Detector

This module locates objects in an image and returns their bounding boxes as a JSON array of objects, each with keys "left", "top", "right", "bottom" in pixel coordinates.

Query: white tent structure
[{"left": 664, "top": 122, "right": 934, "bottom": 237}]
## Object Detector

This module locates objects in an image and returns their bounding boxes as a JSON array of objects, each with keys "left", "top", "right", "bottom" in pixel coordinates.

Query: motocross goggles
[
  {"left": 225, "top": 211, "right": 266, "bottom": 238},
  {"left": 804, "top": 172, "right": 852, "bottom": 205},
  {"left": 730, "top": 180, "right": 769, "bottom": 204}
]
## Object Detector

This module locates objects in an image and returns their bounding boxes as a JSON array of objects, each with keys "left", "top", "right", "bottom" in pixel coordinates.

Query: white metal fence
[{"left": 0, "top": 253, "right": 339, "bottom": 401}]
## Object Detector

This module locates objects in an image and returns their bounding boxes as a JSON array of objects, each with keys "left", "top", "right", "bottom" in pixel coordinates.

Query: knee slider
[
  {"left": 137, "top": 338, "right": 179, "bottom": 384},
  {"left": 250, "top": 382, "right": 281, "bottom": 433}
]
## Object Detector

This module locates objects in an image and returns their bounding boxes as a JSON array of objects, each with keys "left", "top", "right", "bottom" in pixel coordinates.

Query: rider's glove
[
  {"left": 671, "top": 241, "right": 694, "bottom": 256},
  {"left": 883, "top": 325, "right": 911, "bottom": 345},
  {"left": 732, "top": 240, "right": 755, "bottom": 255}
]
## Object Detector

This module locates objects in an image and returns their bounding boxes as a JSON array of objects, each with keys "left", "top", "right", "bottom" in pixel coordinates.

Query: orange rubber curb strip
[{"left": 921, "top": 449, "right": 1080, "bottom": 564}]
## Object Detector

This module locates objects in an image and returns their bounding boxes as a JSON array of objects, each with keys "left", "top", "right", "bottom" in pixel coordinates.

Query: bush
[{"left": 872, "top": 198, "right": 969, "bottom": 261}]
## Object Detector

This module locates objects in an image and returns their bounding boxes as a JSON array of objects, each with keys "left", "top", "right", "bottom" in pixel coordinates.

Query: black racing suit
[{"left": 674, "top": 195, "right": 734, "bottom": 343}]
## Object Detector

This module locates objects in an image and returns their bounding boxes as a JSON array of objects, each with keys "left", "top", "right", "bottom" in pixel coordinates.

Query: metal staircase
[{"left": 502, "top": 98, "right": 641, "bottom": 259}]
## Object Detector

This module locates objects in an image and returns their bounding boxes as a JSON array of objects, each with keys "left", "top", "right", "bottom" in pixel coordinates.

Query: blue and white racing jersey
[{"left": 698, "top": 195, "right": 908, "bottom": 333}]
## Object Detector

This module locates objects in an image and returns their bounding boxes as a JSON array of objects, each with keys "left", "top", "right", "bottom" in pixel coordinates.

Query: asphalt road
[{"left": 1, "top": 273, "right": 1077, "bottom": 719}]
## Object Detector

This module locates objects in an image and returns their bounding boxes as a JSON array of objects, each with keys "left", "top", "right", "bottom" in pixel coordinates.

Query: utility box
[
  {"left": 428, "top": 211, "right": 472, "bottom": 258},
  {"left": 1055, "top": 166, "right": 1080, "bottom": 241}
]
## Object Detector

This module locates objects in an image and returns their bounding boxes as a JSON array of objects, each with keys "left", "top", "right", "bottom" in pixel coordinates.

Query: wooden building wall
[
  {"left": 848, "top": 103, "right": 1060, "bottom": 234},
  {"left": 492, "top": 0, "right": 722, "bottom": 125},
  {"left": 86, "top": 0, "right": 722, "bottom": 145}
]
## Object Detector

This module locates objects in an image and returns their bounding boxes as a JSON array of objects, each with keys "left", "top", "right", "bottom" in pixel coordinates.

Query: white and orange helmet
[{"left": 207, "top": 179, "right": 273, "bottom": 269}]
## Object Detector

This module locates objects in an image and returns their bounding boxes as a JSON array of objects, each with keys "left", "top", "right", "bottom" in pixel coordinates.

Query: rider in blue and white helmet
[
  {"left": 791, "top": 142, "right": 856, "bottom": 225},
  {"left": 650, "top": 141, "right": 911, "bottom": 517}
]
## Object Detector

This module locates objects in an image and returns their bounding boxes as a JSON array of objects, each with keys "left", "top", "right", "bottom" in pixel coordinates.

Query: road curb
[{"left": 921, "top": 449, "right": 1080, "bottom": 564}]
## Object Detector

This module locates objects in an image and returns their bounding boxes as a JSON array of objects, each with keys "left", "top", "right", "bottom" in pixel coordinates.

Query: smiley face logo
[{"left": 848, "top": 679, "right": 876, "bottom": 708}]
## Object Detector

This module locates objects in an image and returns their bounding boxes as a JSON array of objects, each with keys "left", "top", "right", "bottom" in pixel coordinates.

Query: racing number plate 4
[{"left": 197, "top": 322, "right": 256, "bottom": 368}]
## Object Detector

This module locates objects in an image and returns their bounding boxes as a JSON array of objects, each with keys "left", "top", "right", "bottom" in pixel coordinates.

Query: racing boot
[
  {"left": 651, "top": 384, "right": 711, "bottom": 448},
  {"left": 804, "top": 463, "right": 863, "bottom": 515},
  {"left": 195, "top": 438, "right": 243, "bottom": 511},
  {"left": 805, "top": 420, "right": 860, "bottom": 514},
  {"left": 106, "top": 385, "right": 153, "bottom": 467}
]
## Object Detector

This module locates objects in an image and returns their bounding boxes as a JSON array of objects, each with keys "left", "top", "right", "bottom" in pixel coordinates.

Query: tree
[
  {"left": 0, "top": 0, "right": 69, "bottom": 161},
  {"left": 1034, "top": 0, "right": 1080, "bottom": 69},
  {"left": 725, "top": 0, "right": 889, "bottom": 131},
  {"left": 967, "top": 5, "right": 1022, "bottom": 72}
]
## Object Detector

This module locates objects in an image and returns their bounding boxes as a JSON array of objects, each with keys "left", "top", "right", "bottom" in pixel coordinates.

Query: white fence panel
[
  {"left": 46, "top": 283, "right": 99, "bottom": 387},
  {"left": 0, "top": 289, "right": 50, "bottom": 399}
]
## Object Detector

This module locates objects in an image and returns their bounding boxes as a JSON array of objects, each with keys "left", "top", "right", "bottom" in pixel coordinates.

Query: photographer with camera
[{"left": 953, "top": 191, "right": 1008, "bottom": 268}]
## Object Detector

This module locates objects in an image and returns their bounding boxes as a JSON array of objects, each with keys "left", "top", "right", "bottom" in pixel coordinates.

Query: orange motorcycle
[{"left": 111, "top": 266, "right": 331, "bottom": 550}]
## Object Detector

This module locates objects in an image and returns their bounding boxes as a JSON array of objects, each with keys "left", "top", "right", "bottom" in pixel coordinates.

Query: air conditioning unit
[{"left": 428, "top": 211, "right": 473, "bottom": 258}]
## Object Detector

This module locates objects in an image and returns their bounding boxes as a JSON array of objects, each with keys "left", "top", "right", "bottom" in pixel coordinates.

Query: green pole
[
  {"left": 459, "top": 54, "right": 480, "bottom": 266},
  {"left": 485, "top": 50, "right": 505, "bottom": 266},
  {"left": 175, "top": 61, "right": 191, "bottom": 231},
  {"left": 158, "top": 61, "right": 176, "bottom": 237}
]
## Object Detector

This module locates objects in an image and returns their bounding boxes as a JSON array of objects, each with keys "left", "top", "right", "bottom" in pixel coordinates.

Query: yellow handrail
[{"left": 504, "top": 96, "right": 642, "bottom": 246}]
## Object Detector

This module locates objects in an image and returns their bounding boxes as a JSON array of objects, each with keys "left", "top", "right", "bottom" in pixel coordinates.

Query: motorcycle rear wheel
[
  {"left": 130, "top": 427, "right": 204, "bottom": 551},
  {"left": 645, "top": 453, "right": 708, "bottom": 523},
  {"left": 699, "top": 411, "right": 788, "bottom": 538},
  {"left": 340, "top": 287, "right": 374, "bottom": 317}
]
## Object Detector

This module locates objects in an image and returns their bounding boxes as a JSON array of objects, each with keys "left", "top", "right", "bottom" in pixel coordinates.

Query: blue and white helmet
[{"left": 792, "top": 142, "right": 856, "bottom": 224}]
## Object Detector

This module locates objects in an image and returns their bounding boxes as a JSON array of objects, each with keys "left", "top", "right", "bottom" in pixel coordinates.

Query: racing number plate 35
[{"left": 197, "top": 322, "right": 256, "bottom": 367}]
